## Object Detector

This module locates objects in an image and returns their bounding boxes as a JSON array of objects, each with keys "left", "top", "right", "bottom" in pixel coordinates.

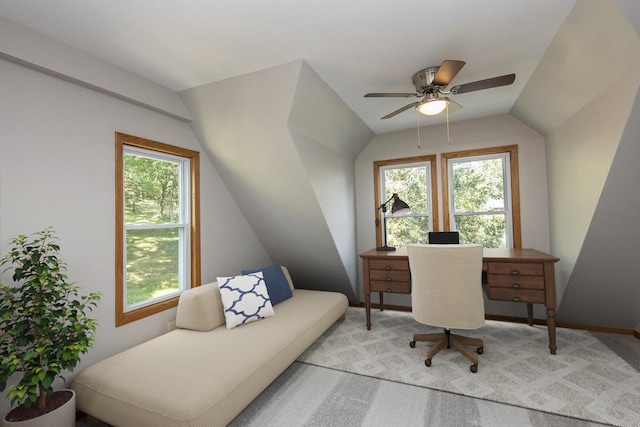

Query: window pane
[
  {"left": 384, "top": 166, "right": 427, "bottom": 214},
  {"left": 124, "top": 153, "right": 181, "bottom": 225},
  {"left": 126, "top": 228, "right": 180, "bottom": 306},
  {"left": 386, "top": 216, "right": 429, "bottom": 248},
  {"left": 454, "top": 214, "right": 506, "bottom": 248},
  {"left": 452, "top": 158, "right": 504, "bottom": 213}
]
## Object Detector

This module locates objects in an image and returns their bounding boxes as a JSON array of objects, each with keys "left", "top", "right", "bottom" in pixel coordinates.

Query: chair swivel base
[{"left": 410, "top": 328, "right": 484, "bottom": 373}]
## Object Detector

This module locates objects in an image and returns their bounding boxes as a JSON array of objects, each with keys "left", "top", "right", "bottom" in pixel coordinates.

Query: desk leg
[
  {"left": 546, "top": 308, "right": 557, "bottom": 355},
  {"left": 544, "top": 261, "right": 558, "bottom": 355},
  {"left": 527, "top": 303, "right": 533, "bottom": 326},
  {"left": 379, "top": 292, "right": 384, "bottom": 311},
  {"left": 365, "top": 292, "right": 372, "bottom": 330}
]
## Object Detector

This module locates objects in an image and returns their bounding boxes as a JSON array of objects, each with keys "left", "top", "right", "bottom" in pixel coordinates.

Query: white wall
[
  {"left": 0, "top": 15, "right": 192, "bottom": 122},
  {"left": 0, "top": 58, "right": 270, "bottom": 417},
  {"left": 355, "top": 114, "right": 550, "bottom": 317}
]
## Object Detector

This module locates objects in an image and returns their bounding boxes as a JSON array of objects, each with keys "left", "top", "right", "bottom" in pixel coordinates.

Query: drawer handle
[
  {"left": 511, "top": 283, "right": 520, "bottom": 289},
  {"left": 511, "top": 270, "right": 520, "bottom": 275},
  {"left": 386, "top": 288, "right": 393, "bottom": 292},
  {"left": 512, "top": 296, "right": 521, "bottom": 302},
  {"left": 385, "top": 277, "right": 392, "bottom": 281},
  {"left": 384, "top": 265, "right": 391, "bottom": 270}
]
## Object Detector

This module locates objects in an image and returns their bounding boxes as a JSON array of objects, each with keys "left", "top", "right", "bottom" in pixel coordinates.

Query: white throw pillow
[{"left": 217, "top": 272, "right": 275, "bottom": 329}]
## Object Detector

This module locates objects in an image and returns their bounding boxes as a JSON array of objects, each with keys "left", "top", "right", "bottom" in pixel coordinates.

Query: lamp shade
[
  {"left": 417, "top": 97, "right": 448, "bottom": 116},
  {"left": 391, "top": 195, "right": 411, "bottom": 215}
]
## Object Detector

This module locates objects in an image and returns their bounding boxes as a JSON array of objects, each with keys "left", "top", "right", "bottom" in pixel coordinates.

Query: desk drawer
[
  {"left": 370, "top": 280, "right": 410, "bottom": 293},
  {"left": 487, "top": 287, "right": 544, "bottom": 303},
  {"left": 487, "top": 262, "right": 543, "bottom": 276},
  {"left": 488, "top": 274, "right": 544, "bottom": 289},
  {"left": 370, "top": 270, "right": 410, "bottom": 282},
  {"left": 369, "top": 259, "right": 409, "bottom": 271}
]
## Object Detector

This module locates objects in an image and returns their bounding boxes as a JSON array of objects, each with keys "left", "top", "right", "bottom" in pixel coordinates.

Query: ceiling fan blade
[
  {"left": 432, "top": 60, "right": 466, "bottom": 87},
  {"left": 381, "top": 102, "right": 419, "bottom": 119},
  {"left": 365, "top": 92, "right": 418, "bottom": 98},
  {"left": 451, "top": 73, "right": 515, "bottom": 94}
]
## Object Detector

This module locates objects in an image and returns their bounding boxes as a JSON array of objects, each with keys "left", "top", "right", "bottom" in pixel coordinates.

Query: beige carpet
[{"left": 298, "top": 307, "right": 640, "bottom": 427}]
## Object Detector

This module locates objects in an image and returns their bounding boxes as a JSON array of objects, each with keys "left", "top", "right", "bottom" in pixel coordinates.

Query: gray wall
[
  {"left": 0, "top": 56, "right": 271, "bottom": 417},
  {"left": 556, "top": 87, "right": 640, "bottom": 329},
  {"left": 180, "top": 60, "right": 373, "bottom": 301}
]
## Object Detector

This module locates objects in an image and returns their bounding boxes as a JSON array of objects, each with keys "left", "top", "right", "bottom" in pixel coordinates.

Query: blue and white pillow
[{"left": 217, "top": 272, "right": 275, "bottom": 329}]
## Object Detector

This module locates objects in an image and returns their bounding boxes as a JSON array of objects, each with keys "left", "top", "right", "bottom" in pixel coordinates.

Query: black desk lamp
[{"left": 376, "top": 193, "right": 411, "bottom": 251}]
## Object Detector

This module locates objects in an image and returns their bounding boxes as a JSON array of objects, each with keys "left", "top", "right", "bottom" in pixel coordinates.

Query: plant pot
[{"left": 2, "top": 389, "right": 76, "bottom": 427}]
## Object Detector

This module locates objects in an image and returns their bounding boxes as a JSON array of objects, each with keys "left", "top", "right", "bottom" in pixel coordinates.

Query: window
[
  {"left": 441, "top": 145, "right": 521, "bottom": 248},
  {"left": 115, "top": 133, "right": 200, "bottom": 326},
  {"left": 374, "top": 155, "right": 438, "bottom": 248}
]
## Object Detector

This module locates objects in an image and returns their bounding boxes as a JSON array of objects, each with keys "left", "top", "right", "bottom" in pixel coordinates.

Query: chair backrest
[
  {"left": 407, "top": 244, "right": 484, "bottom": 330},
  {"left": 428, "top": 231, "right": 460, "bottom": 244}
]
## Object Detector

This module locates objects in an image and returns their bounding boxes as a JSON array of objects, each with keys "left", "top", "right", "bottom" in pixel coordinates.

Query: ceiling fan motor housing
[{"left": 412, "top": 66, "right": 441, "bottom": 93}]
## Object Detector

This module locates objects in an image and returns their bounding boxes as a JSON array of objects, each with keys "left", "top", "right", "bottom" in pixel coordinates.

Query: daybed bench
[{"left": 71, "top": 266, "right": 348, "bottom": 427}]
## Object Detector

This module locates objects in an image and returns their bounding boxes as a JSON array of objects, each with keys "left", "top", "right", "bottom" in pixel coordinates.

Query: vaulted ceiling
[{"left": 0, "top": 0, "right": 579, "bottom": 134}]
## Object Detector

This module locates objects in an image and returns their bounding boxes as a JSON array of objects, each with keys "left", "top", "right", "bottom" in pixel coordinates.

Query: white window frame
[
  {"left": 122, "top": 146, "right": 192, "bottom": 312},
  {"left": 447, "top": 152, "right": 513, "bottom": 247},
  {"left": 441, "top": 145, "right": 521, "bottom": 249},
  {"left": 373, "top": 155, "right": 439, "bottom": 248}
]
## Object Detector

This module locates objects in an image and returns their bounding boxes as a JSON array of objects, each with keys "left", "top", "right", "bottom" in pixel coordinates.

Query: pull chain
[
  {"left": 446, "top": 102, "right": 451, "bottom": 145},
  {"left": 417, "top": 110, "right": 421, "bottom": 148}
]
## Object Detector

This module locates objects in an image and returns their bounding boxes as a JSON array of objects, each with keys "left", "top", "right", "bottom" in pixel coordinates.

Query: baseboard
[{"left": 349, "top": 302, "right": 640, "bottom": 339}]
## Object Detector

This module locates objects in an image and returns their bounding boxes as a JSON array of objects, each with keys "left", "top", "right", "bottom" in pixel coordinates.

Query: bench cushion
[{"left": 72, "top": 289, "right": 347, "bottom": 427}]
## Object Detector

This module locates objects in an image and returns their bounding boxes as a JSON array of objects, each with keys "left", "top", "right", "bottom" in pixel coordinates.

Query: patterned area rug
[{"left": 298, "top": 307, "right": 640, "bottom": 427}]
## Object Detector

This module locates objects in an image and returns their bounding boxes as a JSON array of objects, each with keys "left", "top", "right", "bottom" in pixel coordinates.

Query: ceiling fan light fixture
[{"left": 417, "top": 97, "right": 448, "bottom": 116}]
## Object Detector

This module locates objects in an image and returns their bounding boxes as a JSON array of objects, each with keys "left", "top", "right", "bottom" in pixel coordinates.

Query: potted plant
[{"left": 0, "top": 228, "right": 100, "bottom": 426}]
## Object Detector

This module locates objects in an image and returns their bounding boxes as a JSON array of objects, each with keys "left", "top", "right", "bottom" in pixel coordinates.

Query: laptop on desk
[{"left": 428, "top": 231, "right": 460, "bottom": 244}]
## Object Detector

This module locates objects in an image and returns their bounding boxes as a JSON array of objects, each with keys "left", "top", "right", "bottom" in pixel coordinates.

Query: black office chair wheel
[
  {"left": 409, "top": 341, "right": 416, "bottom": 348},
  {"left": 477, "top": 347, "right": 484, "bottom": 355},
  {"left": 425, "top": 358, "right": 431, "bottom": 367},
  {"left": 470, "top": 364, "right": 478, "bottom": 373}
]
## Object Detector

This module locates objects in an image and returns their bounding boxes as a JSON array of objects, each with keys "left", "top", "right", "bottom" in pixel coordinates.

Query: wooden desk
[{"left": 360, "top": 247, "right": 560, "bottom": 354}]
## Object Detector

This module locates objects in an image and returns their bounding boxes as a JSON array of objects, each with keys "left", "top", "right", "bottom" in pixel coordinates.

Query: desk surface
[{"left": 360, "top": 247, "right": 559, "bottom": 263}]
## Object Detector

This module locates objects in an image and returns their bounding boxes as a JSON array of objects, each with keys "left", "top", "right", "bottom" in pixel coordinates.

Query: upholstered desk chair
[{"left": 407, "top": 243, "right": 485, "bottom": 373}]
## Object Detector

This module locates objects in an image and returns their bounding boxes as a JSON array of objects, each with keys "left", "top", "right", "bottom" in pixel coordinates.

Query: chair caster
[
  {"left": 477, "top": 347, "right": 484, "bottom": 354},
  {"left": 425, "top": 358, "right": 431, "bottom": 367},
  {"left": 409, "top": 341, "right": 416, "bottom": 348},
  {"left": 470, "top": 364, "right": 478, "bottom": 373}
]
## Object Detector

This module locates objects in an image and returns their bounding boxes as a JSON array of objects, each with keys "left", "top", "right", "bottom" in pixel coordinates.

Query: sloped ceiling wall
[
  {"left": 513, "top": 0, "right": 640, "bottom": 329},
  {"left": 511, "top": 0, "right": 639, "bottom": 136},
  {"left": 558, "top": 88, "right": 640, "bottom": 329},
  {"left": 180, "top": 60, "right": 373, "bottom": 302}
]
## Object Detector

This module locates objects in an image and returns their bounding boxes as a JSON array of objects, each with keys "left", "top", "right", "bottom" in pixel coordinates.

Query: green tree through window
[
  {"left": 374, "top": 155, "right": 438, "bottom": 249},
  {"left": 124, "top": 152, "right": 182, "bottom": 306},
  {"left": 442, "top": 145, "right": 521, "bottom": 249},
  {"left": 451, "top": 157, "right": 508, "bottom": 248}
]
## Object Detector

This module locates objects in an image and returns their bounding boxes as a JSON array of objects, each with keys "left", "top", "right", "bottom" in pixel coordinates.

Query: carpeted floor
[
  {"left": 297, "top": 307, "right": 640, "bottom": 427},
  {"left": 230, "top": 361, "right": 608, "bottom": 427}
]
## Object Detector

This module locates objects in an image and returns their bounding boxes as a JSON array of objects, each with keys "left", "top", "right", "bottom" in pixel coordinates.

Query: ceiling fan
[{"left": 365, "top": 60, "right": 515, "bottom": 119}]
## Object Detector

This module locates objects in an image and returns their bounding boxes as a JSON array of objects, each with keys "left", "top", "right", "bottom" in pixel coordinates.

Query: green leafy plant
[{"left": 0, "top": 228, "right": 100, "bottom": 414}]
